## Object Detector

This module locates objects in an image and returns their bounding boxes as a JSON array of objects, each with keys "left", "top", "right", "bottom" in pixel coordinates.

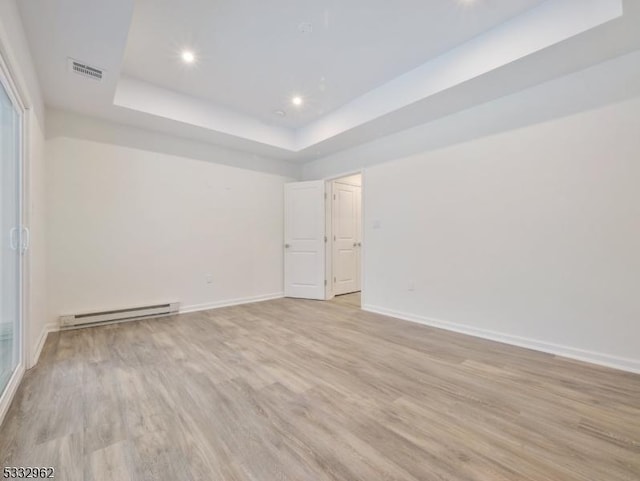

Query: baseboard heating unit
[{"left": 59, "top": 302, "right": 180, "bottom": 329}]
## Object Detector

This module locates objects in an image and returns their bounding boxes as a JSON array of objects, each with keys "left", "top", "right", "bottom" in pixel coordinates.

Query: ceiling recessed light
[
  {"left": 292, "top": 96, "right": 303, "bottom": 106},
  {"left": 181, "top": 50, "right": 195, "bottom": 64}
]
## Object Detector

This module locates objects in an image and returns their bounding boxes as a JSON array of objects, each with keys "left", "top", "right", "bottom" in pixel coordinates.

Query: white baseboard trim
[
  {"left": 363, "top": 304, "right": 640, "bottom": 375},
  {"left": 0, "top": 364, "right": 25, "bottom": 429},
  {"left": 179, "top": 292, "right": 284, "bottom": 315},
  {"left": 29, "top": 321, "right": 59, "bottom": 369},
  {"left": 1, "top": 323, "right": 59, "bottom": 427}
]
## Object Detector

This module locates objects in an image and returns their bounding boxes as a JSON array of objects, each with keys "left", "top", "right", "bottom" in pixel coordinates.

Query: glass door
[{"left": 0, "top": 77, "right": 21, "bottom": 396}]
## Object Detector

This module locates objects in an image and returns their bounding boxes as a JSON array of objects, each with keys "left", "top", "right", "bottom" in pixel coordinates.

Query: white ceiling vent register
[
  {"left": 59, "top": 302, "right": 180, "bottom": 329},
  {"left": 67, "top": 58, "right": 104, "bottom": 81}
]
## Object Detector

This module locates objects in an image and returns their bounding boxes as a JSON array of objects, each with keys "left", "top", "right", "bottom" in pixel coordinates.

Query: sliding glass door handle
[
  {"left": 9, "top": 227, "right": 19, "bottom": 250},
  {"left": 21, "top": 227, "right": 30, "bottom": 254}
]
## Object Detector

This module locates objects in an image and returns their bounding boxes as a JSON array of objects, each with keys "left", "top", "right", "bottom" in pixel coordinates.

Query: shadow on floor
[{"left": 330, "top": 292, "right": 361, "bottom": 308}]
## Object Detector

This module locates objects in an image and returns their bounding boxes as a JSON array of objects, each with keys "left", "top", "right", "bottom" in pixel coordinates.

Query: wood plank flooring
[
  {"left": 1, "top": 295, "right": 639, "bottom": 481},
  {"left": 331, "top": 292, "right": 361, "bottom": 309}
]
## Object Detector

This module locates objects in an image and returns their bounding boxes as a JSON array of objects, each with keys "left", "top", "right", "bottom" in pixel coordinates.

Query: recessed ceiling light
[
  {"left": 181, "top": 50, "right": 195, "bottom": 64},
  {"left": 292, "top": 96, "right": 303, "bottom": 106}
]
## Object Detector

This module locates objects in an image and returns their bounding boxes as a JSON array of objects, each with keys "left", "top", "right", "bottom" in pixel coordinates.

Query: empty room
[{"left": 0, "top": 0, "right": 639, "bottom": 479}]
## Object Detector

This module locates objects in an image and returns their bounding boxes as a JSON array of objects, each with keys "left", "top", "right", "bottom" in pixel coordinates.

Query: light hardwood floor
[
  {"left": 1, "top": 295, "right": 639, "bottom": 481},
  {"left": 330, "top": 292, "right": 361, "bottom": 308}
]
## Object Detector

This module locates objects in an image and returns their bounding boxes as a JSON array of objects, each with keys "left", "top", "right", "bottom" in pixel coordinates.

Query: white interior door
[
  {"left": 284, "top": 181, "right": 326, "bottom": 299},
  {"left": 332, "top": 182, "right": 361, "bottom": 295},
  {"left": 356, "top": 182, "right": 362, "bottom": 292}
]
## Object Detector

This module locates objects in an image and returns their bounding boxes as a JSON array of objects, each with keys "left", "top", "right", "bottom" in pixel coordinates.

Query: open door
[
  {"left": 333, "top": 181, "right": 361, "bottom": 295},
  {"left": 284, "top": 181, "right": 326, "bottom": 299}
]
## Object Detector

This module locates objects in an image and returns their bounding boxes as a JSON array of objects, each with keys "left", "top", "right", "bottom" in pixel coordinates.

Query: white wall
[
  {"left": 299, "top": 49, "right": 640, "bottom": 373},
  {"left": 25, "top": 116, "right": 47, "bottom": 365},
  {"left": 46, "top": 128, "right": 292, "bottom": 323},
  {"left": 0, "top": 0, "right": 48, "bottom": 367},
  {"left": 47, "top": 109, "right": 300, "bottom": 179},
  {"left": 302, "top": 49, "right": 640, "bottom": 180},
  {"left": 362, "top": 95, "right": 640, "bottom": 372}
]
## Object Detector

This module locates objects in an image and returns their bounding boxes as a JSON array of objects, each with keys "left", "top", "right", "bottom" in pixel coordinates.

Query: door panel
[
  {"left": 284, "top": 181, "right": 325, "bottom": 299},
  {"left": 356, "top": 183, "right": 362, "bottom": 292},
  {"left": 333, "top": 182, "right": 361, "bottom": 295},
  {"left": 0, "top": 79, "right": 21, "bottom": 396}
]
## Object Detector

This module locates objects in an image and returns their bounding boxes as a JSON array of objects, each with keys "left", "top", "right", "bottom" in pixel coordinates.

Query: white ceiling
[
  {"left": 123, "top": 0, "right": 545, "bottom": 129},
  {"left": 16, "top": 0, "right": 640, "bottom": 162}
]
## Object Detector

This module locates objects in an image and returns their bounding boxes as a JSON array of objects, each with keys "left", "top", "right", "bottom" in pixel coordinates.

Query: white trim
[
  {"left": 322, "top": 169, "right": 364, "bottom": 183},
  {"left": 46, "top": 319, "right": 60, "bottom": 332},
  {"left": 360, "top": 169, "right": 367, "bottom": 306},
  {"left": 28, "top": 321, "right": 58, "bottom": 369},
  {"left": 29, "top": 326, "right": 48, "bottom": 368},
  {"left": 362, "top": 304, "right": 640, "bottom": 375},
  {"left": 179, "top": 293, "right": 285, "bottom": 314},
  {"left": 324, "top": 179, "right": 334, "bottom": 300},
  {"left": 0, "top": 364, "right": 24, "bottom": 428}
]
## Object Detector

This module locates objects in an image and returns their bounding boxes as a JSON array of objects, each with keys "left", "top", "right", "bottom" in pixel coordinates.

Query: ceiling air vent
[{"left": 68, "top": 58, "right": 104, "bottom": 82}]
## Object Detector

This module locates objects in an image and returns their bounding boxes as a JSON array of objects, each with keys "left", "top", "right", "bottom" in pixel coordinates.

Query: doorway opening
[
  {"left": 325, "top": 173, "right": 362, "bottom": 306},
  {"left": 282, "top": 172, "right": 363, "bottom": 307}
]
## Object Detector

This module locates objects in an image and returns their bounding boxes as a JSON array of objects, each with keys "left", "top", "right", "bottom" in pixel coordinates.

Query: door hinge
[
  {"left": 334, "top": 277, "right": 336, "bottom": 283},
  {"left": 333, "top": 194, "right": 336, "bottom": 200},
  {"left": 324, "top": 280, "right": 327, "bottom": 286},
  {"left": 324, "top": 236, "right": 327, "bottom": 243},
  {"left": 324, "top": 193, "right": 327, "bottom": 199}
]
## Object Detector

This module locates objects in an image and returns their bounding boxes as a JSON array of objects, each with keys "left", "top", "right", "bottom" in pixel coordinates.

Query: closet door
[{"left": 0, "top": 77, "right": 22, "bottom": 399}]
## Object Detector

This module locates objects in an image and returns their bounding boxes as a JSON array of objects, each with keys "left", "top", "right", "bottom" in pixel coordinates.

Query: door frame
[
  {"left": 0, "top": 30, "right": 30, "bottom": 426},
  {"left": 324, "top": 170, "right": 365, "bottom": 301}
]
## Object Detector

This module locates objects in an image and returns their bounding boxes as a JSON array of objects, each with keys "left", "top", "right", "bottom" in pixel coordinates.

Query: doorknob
[
  {"left": 353, "top": 242, "right": 357, "bottom": 247},
  {"left": 357, "top": 242, "right": 362, "bottom": 247},
  {"left": 284, "top": 243, "right": 290, "bottom": 249}
]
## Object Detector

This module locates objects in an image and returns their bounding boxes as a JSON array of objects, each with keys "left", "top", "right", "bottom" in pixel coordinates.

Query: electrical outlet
[{"left": 205, "top": 274, "right": 213, "bottom": 284}]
